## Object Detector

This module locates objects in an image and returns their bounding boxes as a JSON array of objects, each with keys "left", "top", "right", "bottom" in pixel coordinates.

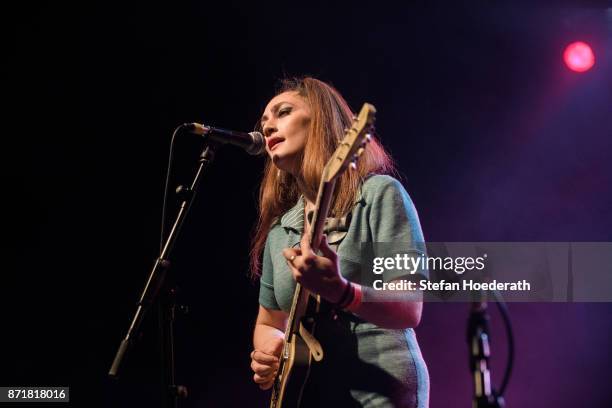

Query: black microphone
[{"left": 186, "top": 123, "right": 265, "bottom": 156}]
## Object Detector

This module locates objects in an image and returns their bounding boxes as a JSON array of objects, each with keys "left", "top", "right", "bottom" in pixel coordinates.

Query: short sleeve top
[{"left": 259, "top": 174, "right": 426, "bottom": 311}]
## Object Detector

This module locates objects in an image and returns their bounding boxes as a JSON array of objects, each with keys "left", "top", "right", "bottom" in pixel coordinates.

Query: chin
[
  {"left": 271, "top": 152, "right": 299, "bottom": 175},
  {"left": 271, "top": 154, "right": 289, "bottom": 170}
]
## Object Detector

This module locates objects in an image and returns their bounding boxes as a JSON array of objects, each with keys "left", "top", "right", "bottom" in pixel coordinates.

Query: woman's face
[{"left": 260, "top": 91, "right": 311, "bottom": 175}]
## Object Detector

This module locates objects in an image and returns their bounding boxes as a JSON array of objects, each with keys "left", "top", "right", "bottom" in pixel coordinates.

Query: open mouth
[{"left": 267, "top": 137, "right": 285, "bottom": 151}]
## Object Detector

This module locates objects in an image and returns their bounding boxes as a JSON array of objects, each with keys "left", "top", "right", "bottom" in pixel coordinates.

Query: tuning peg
[
  {"left": 357, "top": 147, "right": 365, "bottom": 156},
  {"left": 365, "top": 133, "right": 372, "bottom": 142},
  {"left": 349, "top": 161, "right": 357, "bottom": 170}
]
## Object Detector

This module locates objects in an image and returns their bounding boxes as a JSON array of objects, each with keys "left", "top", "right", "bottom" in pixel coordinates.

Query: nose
[{"left": 263, "top": 120, "right": 277, "bottom": 138}]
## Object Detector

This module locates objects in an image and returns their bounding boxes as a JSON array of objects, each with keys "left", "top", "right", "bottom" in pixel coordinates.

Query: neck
[{"left": 295, "top": 176, "right": 316, "bottom": 209}]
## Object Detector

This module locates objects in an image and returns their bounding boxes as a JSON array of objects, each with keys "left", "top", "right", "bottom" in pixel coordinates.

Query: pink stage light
[{"left": 563, "top": 41, "right": 595, "bottom": 72}]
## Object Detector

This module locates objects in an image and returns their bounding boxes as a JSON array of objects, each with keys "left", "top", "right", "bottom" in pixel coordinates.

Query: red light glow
[{"left": 563, "top": 41, "right": 595, "bottom": 72}]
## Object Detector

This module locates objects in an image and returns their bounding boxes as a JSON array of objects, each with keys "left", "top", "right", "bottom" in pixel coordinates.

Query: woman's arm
[
  {"left": 253, "top": 305, "right": 287, "bottom": 349},
  {"left": 340, "top": 280, "right": 423, "bottom": 329},
  {"left": 251, "top": 306, "right": 287, "bottom": 390},
  {"left": 350, "top": 176, "right": 425, "bottom": 329}
]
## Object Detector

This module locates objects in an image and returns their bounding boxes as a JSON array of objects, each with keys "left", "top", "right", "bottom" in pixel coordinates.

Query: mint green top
[
  {"left": 259, "top": 174, "right": 427, "bottom": 311},
  {"left": 258, "top": 174, "right": 429, "bottom": 408}
]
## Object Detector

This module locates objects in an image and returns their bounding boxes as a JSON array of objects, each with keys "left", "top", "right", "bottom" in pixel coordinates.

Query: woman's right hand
[{"left": 250, "top": 337, "right": 284, "bottom": 390}]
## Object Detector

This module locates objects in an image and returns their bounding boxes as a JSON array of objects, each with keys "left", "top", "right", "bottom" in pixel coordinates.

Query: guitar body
[
  {"left": 268, "top": 103, "right": 376, "bottom": 408},
  {"left": 270, "top": 325, "right": 312, "bottom": 408},
  {"left": 271, "top": 292, "right": 321, "bottom": 408}
]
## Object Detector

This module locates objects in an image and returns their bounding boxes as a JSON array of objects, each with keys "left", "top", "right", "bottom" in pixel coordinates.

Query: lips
[{"left": 267, "top": 137, "right": 285, "bottom": 150}]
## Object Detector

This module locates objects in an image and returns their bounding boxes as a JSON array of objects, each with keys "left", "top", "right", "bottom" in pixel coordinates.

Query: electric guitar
[{"left": 269, "top": 103, "right": 376, "bottom": 408}]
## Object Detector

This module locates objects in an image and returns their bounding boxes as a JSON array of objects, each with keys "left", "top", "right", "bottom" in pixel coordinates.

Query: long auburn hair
[{"left": 250, "top": 77, "right": 396, "bottom": 278}]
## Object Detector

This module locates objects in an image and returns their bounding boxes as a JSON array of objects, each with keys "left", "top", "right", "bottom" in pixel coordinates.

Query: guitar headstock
[{"left": 323, "top": 103, "right": 376, "bottom": 182}]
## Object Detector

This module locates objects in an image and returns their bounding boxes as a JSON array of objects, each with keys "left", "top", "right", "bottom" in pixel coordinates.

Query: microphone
[{"left": 185, "top": 123, "right": 265, "bottom": 156}]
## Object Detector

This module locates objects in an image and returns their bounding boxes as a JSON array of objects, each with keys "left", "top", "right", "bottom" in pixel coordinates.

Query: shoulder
[
  {"left": 360, "top": 174, "right": 410, "bottom": 204},
  {"left": 266, "top": 222, "right": 284, "bottom": 240},
  {"left": 359, "top": 174, "right": 425, "bottom": 243}
]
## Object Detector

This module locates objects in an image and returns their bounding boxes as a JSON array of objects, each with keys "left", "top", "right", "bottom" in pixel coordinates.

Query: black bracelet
[
  {"left": 335, "top": 282, "right": 355, "bottom": 309},
  {"left": 341, "top": 283, "right": 356, "bottom": 309},
  {"left": 334, "top": 281, "right": 353, "bottom": 308}
]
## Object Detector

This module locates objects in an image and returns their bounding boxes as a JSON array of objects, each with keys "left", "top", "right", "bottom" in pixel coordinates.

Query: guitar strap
[
  {"left": 299, "top": 320, "right": 324, "bottom": 361},
  {"left": 305, "top": 211, "right": 352, "bottom": 249},
  {"left": 324, "top": 212, "right": 352, "bottom": 249}
]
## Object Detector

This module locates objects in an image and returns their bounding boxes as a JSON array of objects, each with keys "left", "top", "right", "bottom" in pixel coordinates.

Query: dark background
[{"left": 3, "top": 1, "right": 612, "bottom": 407}]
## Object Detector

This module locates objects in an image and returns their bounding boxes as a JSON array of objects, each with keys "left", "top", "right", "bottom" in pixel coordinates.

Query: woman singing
[{"left": 249, "top": 77, "right": 429, "bottom": 407}]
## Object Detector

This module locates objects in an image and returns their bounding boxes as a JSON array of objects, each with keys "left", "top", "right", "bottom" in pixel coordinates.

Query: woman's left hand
[{"left": 282, "top": 233, "right": 348, "bottom": 304}]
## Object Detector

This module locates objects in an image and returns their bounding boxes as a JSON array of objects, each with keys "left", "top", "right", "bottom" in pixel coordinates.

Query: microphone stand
[
  {"left": 467, "top": 293, "right": 505, "bottom": 408},
  {"left": 109, "top": 142, "right": 217, "bottom": 408}
]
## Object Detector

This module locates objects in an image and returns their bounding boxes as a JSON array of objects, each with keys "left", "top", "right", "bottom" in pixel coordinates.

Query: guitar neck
[
  {"left": 285, "top": 177, "right": 337, "bottom": 336},
  {"left": 307, "top": 178, "right": 336, "bottom": 251}
]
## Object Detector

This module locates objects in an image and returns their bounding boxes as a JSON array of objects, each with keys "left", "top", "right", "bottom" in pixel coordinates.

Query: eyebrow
[{"left": 260, "top": 102, "right": 292, "bottom": 127}]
